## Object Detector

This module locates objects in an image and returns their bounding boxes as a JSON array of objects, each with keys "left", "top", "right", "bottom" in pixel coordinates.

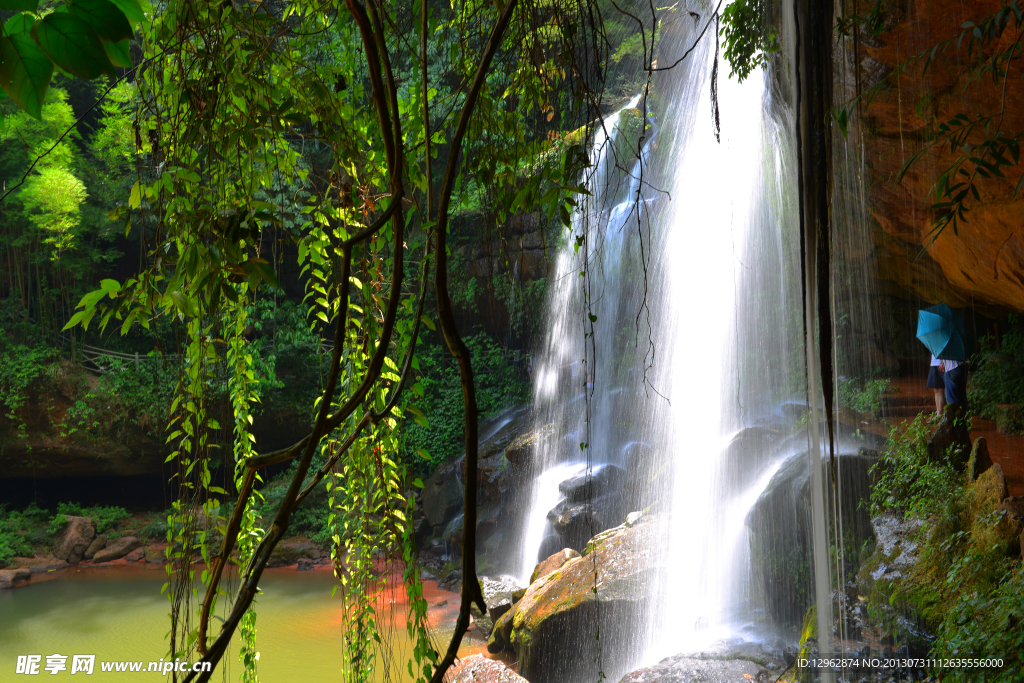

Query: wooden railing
[{"left": 65, "top": 337, "right": 334, "bottom": 374}]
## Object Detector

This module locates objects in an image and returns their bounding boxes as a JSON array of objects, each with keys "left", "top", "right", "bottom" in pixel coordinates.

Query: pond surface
[{"left": 0, "top": 564, "right": 483, "bottom": 681}]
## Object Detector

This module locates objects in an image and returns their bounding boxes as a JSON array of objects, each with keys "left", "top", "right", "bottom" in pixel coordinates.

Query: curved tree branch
[{"left": 428, "top": 0, "right": 520, "bottom": 680}]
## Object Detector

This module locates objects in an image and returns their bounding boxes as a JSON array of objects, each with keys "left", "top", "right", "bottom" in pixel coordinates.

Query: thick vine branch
[{"left": 428, "top": 0, "right": 520, "bottom": 681}]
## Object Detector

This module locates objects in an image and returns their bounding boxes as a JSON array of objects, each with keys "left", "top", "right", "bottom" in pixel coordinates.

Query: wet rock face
[
  {"left": 851, "top": 0, "right": 1024, "bottom": 311},
  {"left": 547, "top": 490, "right": 627, "bottom": 552},
  {"left": 422, "top": 459, "right": 464, "bottom": 528},
  {"left": 867, "top": 513, "right": 924, "bottom": 583},
  {"left": 746, "top": 449, "right": 877, "bottom": 627},
  {"left": 512, "top": 517, "right": 658, "bottom": 683},
  {"left": 558, "top": 464, "right": 625, "bottom": 502},
  {"left": 52, "top": 516, "right": 96, "bottom": 564}
]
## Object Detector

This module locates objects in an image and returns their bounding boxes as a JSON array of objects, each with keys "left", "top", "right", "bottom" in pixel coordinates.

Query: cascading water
[{"left": 511, "top": 2, "right": 825, "bottom": 678}]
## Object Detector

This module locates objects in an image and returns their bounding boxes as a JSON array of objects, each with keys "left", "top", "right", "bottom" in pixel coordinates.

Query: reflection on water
[{"left": 0, "top": 565, "right": 482, "bottom": 682}]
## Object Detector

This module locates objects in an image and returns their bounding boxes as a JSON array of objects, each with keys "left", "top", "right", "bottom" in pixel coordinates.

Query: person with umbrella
[{"left": 917, "top": 303, "right": 969, "bottom": 410}]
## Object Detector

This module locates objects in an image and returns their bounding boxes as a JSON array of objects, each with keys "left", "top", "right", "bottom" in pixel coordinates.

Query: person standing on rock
[{"left": 927, "top": 354, "right": 946, "bottom": 416}]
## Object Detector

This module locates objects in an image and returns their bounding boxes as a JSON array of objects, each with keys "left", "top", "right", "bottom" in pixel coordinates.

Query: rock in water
[
  {"left": 512, "top": 516, "right": 657, "bottom": 683},
  {"left": 93, "top": 536, "right": 141, "bottom": 563},
  {"left": 52, "top": 516, "right": 96, "bottom": 564},
  {"left": 443, "top": 654, "right": 528, "bottom": 683}
]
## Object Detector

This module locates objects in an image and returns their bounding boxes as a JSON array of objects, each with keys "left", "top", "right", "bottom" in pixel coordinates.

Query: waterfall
[{"left": 509, "top": 1, "right": 835, "bottom": 678}]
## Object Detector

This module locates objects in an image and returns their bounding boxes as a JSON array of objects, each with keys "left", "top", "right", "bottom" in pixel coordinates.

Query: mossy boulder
[{"left": 511, "top": 516, "right": 658, "bottom": 683}]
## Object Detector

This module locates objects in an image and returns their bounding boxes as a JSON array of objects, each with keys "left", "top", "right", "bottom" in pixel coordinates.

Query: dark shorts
[{"left": 926, "top": 366, "right": 945, "bottom": 389}]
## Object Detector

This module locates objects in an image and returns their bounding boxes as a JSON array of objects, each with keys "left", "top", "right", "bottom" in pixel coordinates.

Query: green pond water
[{"left": 0, "top": 565, "right": 480, "bottom": 682}]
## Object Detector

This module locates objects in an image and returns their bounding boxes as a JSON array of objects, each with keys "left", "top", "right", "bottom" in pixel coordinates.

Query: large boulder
[
  {"left": 92, "top": 536, "right": 141, "bottom": 563},
  {"left": 443, "top": 654, "right": 528, "bottom": 683},
  {"left": 52, "top": 516, "right": 96, "bottom": 564},
  {"left": 511, "top": 516, "right": 658, "bottom": 683},
  {"left": 927, "top": 406, "right": 971, "bottom": 470},
  {"left": 746, "top": 449, "right": 877, "bottom": 627}
]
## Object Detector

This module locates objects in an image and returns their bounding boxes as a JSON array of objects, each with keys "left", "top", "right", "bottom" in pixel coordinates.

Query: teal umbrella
[{"left": 916, "top": 303, "right": 967, "bottom": 361}]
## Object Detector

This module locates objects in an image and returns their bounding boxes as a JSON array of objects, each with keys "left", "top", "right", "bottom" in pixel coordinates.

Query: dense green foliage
[
  {"left": 0, "top": 501, "right": 159, "bottom": 568},
  {"left": 405, "top": 333, "right": 530, "bottom": 476},
  {"left": 863, "top": 415, "right": 1022, "bottom": 680},
  {"left": 837, "top": 376, "right": 894, "bottom": 418},
  {"left": 868, "top": 413, "right": 963, "bottom": 519},
  {"left": 0, "top": 503, "right": 49, "bottom": 568},
  {"left": 969, "top": 320, "right": 1024, "bottom": 421}
]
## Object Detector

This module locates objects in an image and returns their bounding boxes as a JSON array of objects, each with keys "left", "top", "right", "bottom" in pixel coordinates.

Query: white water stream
[{"left": 512, "top": 2, "right": 816, "bottom": 677}]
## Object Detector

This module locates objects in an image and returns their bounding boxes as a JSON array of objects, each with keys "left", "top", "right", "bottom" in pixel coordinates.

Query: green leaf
[
  {"left": 68, "top": 0, "right": 132, "bottom": 42},
  {"left": 32, "top": 13, "right": 115, "bottom": 79},
  {"left": 419, "top": 315, "right": 435, "bottom": 331},
  {"left": 0, "top": 0, "right": 36, "bottom": 11},
  {"left": 102, "top": 38, "right": 130, "bottom": 67},
  {"left": 128, "top": 181, "right": 141, "bottom": 208},
  {"left": 107, "top": 0, "right": 144, "bottom": 23},
  {"left": 0, "top": 34, "right": 52, "bottom": 119},
  {"left": 4, "top": 12, "right": 35, "bottom": 35}
]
